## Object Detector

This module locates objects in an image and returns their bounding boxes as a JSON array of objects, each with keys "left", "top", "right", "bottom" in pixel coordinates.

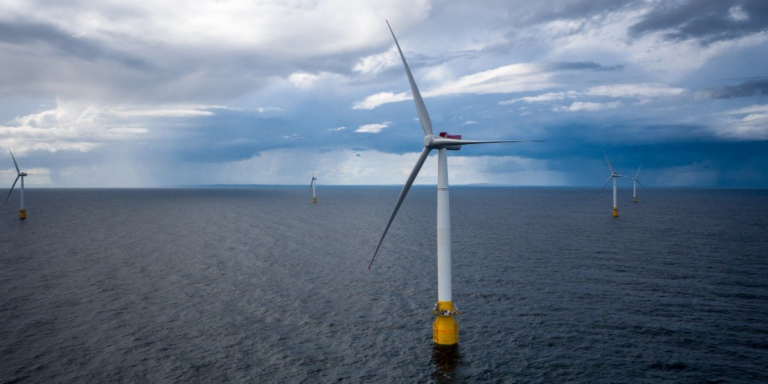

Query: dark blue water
[{"left": 1, "top": 187, "right": 767, "bottom": 383}]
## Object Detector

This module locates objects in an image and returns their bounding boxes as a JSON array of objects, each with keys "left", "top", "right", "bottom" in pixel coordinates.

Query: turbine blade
[
  {"left": 386, "top": 21, "right": 433, "bottom": 137},
  {"left": 602, "top": 150, "right": 614, "bottom": 174},
  {"left": 636, "top": 179, "right": 645, "bottom": 188},
  {"left": 369, "top": 147, "right": 431, "bottom": 269},
  {"left": 596, "top": 176, "right": 612, "bottom": 198},
  {"left": 635, "top": 164, "right": 642, "bottom": 179},
  {"left": 431, "top": 138, "right": 534, "bottom": 147},
  {"left": 9, "top": 149, "right": 20, "bottom": 174},
  {"left": 4, "top": 175, "right": 19, "bottom": 204}
]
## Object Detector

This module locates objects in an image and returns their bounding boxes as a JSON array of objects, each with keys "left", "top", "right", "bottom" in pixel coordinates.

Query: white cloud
[
  {"left": 0, "top": 101, "right": 223, "bottom": 154},
  {"left": 328, "top": 126, "right": 347, "bottom": 131},
  {"left": 353, "top": 47, "right": 399, "bottom": 75},
  {"left": 427, "top": 63, "right": 555, "bottom": 97},
  {"left": 289, "top": 73, "right": 320, "bottom": 88},
  {"left": 353, "top": 63, "right": 556, "bottom": 109},
  {"left": 502, "top": 84, "right": 685, "bottom": 107},
  {"left": 353, "top": 92, "right": 410, "bottom": 110},
  {"left": 256, "top": 107, "right": 283, "bottom": 113},
  {"left": 584, "top": 83, "right": 686, "bottom": 98},
  {"left": 499, "top": 91, "right": 576, "bottom": 105},
  {"left": 356, "top": 122, "right": 390, "bottom": 134},
  {"left": 714, "top": 104, "right": 768, "bottom": 140},
  {"left": 729, "top": 6, "right": 749, "bottom": 22},
  {"left": 557, "top": 101, "right": 622, "bottom": 112},
  {"left": 725, "top": 104, "right": 768, "bottom": 115},
  {"left": 462, "top": 120, "right": 478, "bottom": 125}
]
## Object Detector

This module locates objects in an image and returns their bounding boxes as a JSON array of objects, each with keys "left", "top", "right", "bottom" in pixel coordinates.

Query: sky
[{"left": 1, "top": 0, "right": 767, "bottom": 187}]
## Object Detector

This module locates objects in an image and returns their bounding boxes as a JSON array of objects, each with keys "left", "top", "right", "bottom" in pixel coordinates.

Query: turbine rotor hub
[{"left": 423, "top": 134, "right": 435, "bottom": 148}]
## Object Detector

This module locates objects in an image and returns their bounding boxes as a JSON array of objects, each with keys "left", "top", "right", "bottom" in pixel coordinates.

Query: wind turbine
[
  {"left": 597, "top": 151, "right": 627, "bottom": 217},
  {"left": 5, "top": 149, "right": 29, "bottom": 220},
  {"left": 631, "top": 165, "right": 643, "bottom": 203},
  {"left": 310, "top": 173, "right": 317, "bottom": 203},
  {"left": 368, "top": 21, "right": 531, "bottom": 346}
]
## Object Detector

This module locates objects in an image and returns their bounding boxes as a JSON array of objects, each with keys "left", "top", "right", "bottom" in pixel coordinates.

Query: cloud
[
  {"left": 500, "top": 83, "right": 685, "bottom": 106},
  {"left": 353, "top": 63, "right": 556, "bottom": 109},
  {"left": 544, "top": 61, "right": 624, "bottom": 72},
  {"left": 700, "top": 79, "right": 768, "bottom": 99},
  {"left": 462, "top": 120, "right": 478, "bottom": 125},
  {"left": 353, "top": 91, "right": 410, "bottom": 110},
  {"left": 0, "top": 101, "right": 225, "bottom": 154},
  {"left": 583, "top": 83, "right": 686, "bottom": 98},
  {"left": 500, "top": 91, "right": 576, "bottom": 105},
  {"left": 1, "top": 0, "right": 767, "bottom": 187},
  {"left": 714, "top": 103, "right": 768, "bottom": 140},
  {"left": 289, "top": 73, "right": 320, "bottom": 88},
  {"left": 356, "top": 122, "right": 390, "bottom": 134},
  {"left": 628, "top": 0, "right": 768, "bottom": 45},
  {"left": 256, "top": 107, "right": 283, "bottom": 114},
  {"left": 353, "top": 47, "right": 399, "bottom": 75},
  {"left": 725, "top": 103, "right": 768, "bottom": 115},
  {"left": 0, "top": 0, "right": 433, "bottom": 103},
  {"left": 556, "top": 101, "right": 621, "bottom": 112},
  {"left": 0, "top": 20, "right": 150, "bottom": 69}
]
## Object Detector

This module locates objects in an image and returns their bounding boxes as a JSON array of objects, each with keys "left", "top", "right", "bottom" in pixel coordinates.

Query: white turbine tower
[
  {"left": 631, "top": 165, "right": 643, "bottom": 203},
  {"left": 368, "top": 21, "right": 531, "bottom": 346},
  {"left": 597, "top": 151, "right": 627, "bottom": 217},
  {"left": 310, "top": 173, "right": 317, "bottom": 204},
  {"left": 5, "top": 149, "right": 29, "bottom": 220}
]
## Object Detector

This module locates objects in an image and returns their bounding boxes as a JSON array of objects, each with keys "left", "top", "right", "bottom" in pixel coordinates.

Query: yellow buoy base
[
  {"left": 433, "top": 301, "right": 459, "bottom": 345},
  {"left": 612, "top": 207, "right": 619, "bottom": 217},
  {"left": 312, "top": 197, "right": 317, "bottom": 203},
  {"left": 632, "top": 197, "right": 637, "bottom": 203},
  {"left": 19, "top": 209, "right": 26, "bottom": 220}
]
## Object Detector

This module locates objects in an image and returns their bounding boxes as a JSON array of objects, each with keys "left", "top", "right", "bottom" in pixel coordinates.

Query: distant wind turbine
[
  {"left": 597, "top": 151, "right": 627, "bottom": 217},
  {"left": 5, "top": 149, "right": 30, "bottom": 220},
  {"left": 310, "top": 173, "right": 317, "bottom": 203},
  {"left": 631, "top": 165, "right": 643, "bottom": 203},
  {"left": 368, "top": 21, "right": 535, "bottom": 346}
]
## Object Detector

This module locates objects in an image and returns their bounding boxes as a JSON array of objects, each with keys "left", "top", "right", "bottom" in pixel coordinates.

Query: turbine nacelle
[{"left": 424, "top": 132, "right": 463, "bottom": 150}]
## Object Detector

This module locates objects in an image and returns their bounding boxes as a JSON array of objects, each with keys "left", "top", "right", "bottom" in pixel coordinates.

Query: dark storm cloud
[
  {"left": 629, "top": 0, "right": 768, "bottom": 44},
  {"left": 701, "top": 78, "right": 768, "bottom": 99},
  {"left": 0, "top": 20, "right": 150, "bottom": 69}
]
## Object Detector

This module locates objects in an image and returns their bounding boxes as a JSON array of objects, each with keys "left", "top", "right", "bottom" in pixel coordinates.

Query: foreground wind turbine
[
  {"left": 369, "top": 21, "right": 531, "bottom": 346},
  {"left": 597, "top": 151, "right": 627, "bottom": 217},
  {"left": 631, "top": 165, "right": 643, "bottom": 203},
  {"left": 5, "top": 149, "right": 29, "bottom": 219},
  {"left": 310, "top": 173, "right": 317, "bottom": 203}
]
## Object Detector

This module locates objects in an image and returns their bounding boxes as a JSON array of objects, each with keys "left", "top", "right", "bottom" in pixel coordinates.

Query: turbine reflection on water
[{"left": 431, "top": 345, "right": 461, "bottom": 382}]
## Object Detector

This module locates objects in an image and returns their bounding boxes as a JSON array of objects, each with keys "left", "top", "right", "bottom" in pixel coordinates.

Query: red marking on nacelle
[{"left": 438, "top": 132, "right": 462, "bottom": 139}]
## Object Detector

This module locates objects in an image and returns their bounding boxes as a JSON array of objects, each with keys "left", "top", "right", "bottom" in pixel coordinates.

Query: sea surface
[{"left": 1, "top": 187, "right": 767, "bottom": 383}]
